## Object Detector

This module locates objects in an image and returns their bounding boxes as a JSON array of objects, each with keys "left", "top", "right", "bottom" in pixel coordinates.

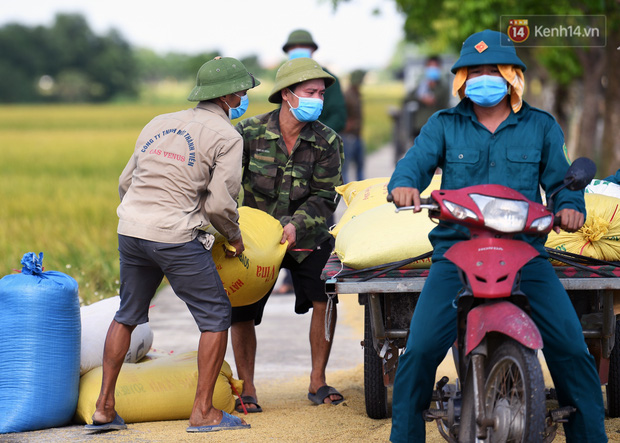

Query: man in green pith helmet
[
  {"left": 85, "top": 56, "right": 259, "bottom": 434},
  {"left": 230, "top": 57, "right": 344, "bottom": 413},
  {"left": 276, "top": 28, "right": 347, "bottom": 294},
  {"left": 282, "top": 29, "right": 347, "bottom": 134}
]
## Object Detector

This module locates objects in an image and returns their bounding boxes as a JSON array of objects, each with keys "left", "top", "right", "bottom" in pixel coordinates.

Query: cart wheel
[
  {"left": 364, "top": 303, "right": 391, "bottom": 419},
  {"left": 607, "top": 318, "right": 620, "bottom": 417}
]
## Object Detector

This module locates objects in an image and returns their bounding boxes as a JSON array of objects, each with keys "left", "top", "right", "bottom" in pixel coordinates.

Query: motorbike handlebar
[{"left": 386, "top": 193, "right": 436, "bottom": 212}]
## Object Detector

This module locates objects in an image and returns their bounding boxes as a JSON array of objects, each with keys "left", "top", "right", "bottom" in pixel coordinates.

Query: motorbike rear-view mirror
[
  {"left": 564, "top": 157, "right": 597, "bottom": 191},
  {"left": 546, "top": 157, "right": 596, "bottom": 211}
]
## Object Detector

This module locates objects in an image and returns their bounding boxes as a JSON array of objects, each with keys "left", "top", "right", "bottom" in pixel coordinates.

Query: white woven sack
[
  {"left": 585, "top": 179, "right": 620, "bottom": 199},
  {"left": 80, "top": 296, "right": 153, "bottom": 375}
]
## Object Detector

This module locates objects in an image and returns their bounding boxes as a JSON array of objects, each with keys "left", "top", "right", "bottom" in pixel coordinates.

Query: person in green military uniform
[
  {"left": 397, "top": 55, "right": 450, "bottom": 163},
  {"left": 275, "top": 29, "right": 347, "bottom": 294},
  {"left": 230, "top": 58, "right": 344, "bottom": 412},
  {"left": 282, "top": 29, "right": 347, "bottom": 134},
  {"left": 406, "top": 55, "right": 451, "bottom": 136}
]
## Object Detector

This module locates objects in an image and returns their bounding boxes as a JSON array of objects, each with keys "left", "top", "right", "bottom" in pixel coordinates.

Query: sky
[{"left": 1, "top": 0, "right": 406, "bottom": 74}]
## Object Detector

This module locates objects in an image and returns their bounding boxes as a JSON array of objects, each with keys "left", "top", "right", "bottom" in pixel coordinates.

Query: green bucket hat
[
  {"left": 188, "top": 56, "right": 260, "bottom": 101},
  {"left": 451, "top": 30, "right": 527, "bottom": 73},
  {"left": 268, "top": 58, "right": 335, "bottom": 104},
  {"left": 282, "top": 29, "right": 318, "bottom": 53},
  {"left": 350, "top": 69, "right": 366, "bottom": 86}
]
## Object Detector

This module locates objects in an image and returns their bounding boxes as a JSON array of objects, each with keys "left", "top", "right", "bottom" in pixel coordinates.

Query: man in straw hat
[
  {"left": 230, "top": 57, "right": 345, "bottom": 412},
  {"left": 388, "top": 30, "right": 606, "bottom": 442},
  {"left": 85, "top": 56, "right": 259, "bottom": 434}
]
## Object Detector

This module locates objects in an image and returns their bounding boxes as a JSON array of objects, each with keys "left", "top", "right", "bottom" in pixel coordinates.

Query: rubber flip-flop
[
  {"left": 308, "top": 385, "right": 345, "bottom": 405},
  {"left": 186, "top": 411, "right": 251, "bottom": 433},
  {"left": 235, "top": 395, "right": 263, "bottom": 413},
  {"left": 84, "top": 413, "right": 127, "bottom": 431}
]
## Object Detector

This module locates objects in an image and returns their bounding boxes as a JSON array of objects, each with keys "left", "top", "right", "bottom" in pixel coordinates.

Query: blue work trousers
[{"left": 389, "top": 257, "right": 607, "bottom": 443}]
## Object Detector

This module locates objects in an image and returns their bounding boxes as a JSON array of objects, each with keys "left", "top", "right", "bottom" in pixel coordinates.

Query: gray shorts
[{"left": 115, "top": 234, "right": 231, "bottom": 332}]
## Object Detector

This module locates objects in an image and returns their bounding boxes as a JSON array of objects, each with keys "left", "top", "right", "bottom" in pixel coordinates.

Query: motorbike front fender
[{"left": 465, "top": 301, "right": 543, "bottom": 355}]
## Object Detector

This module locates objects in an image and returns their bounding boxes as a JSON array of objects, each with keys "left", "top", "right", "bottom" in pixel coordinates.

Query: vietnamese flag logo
[{"left": 508, "top": 19, "right": 530, "bottom": 43}]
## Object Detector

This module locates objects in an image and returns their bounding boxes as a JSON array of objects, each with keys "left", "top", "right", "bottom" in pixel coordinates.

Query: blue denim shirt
[{"left": 388, "top": 99, "right": 586, "bottom": 258}]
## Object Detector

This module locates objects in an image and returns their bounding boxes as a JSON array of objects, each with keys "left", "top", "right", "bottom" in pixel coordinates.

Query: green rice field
[{"left": 0, "top": 81, "right": 403, "bottom": 305}]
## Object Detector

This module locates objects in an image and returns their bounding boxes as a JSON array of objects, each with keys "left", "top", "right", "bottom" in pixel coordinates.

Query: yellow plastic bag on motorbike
[
  {"left": 546, "top": 193, "right": 620, "bottom": 262},
  {"left": 334, "top": 202, "right": 435, "bottom": 269},
  {"left": 331, "top": 174, "right": 442, "bottom": 237},
  {"left": 74, "top": 353, "right": 241, "bottom": 424},
  {"left": 209, "top": 206, "right": 287, "bottom": 307}
]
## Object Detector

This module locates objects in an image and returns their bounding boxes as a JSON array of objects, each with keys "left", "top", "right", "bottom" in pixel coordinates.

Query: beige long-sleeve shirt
[{"left": 117, "top": 101, "right": 242, "bottom": 244}]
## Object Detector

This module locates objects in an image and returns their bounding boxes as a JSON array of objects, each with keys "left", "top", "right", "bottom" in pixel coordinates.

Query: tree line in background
[
  {"left": 0, "top": 14, "right": 136, "bottom": 102},
  {"left": 3, "top": 4, "right": 619, "bottom": 175},
  {"left": 0, "top": 13, "right": 270, "bottom": 103},
  {"left": 333, "top": 0, "right": 619, "bottom": 175}
]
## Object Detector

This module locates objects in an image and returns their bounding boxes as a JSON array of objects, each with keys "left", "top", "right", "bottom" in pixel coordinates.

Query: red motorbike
[{"left": 390, "top": 158, "right": 596, "bottom": 442}]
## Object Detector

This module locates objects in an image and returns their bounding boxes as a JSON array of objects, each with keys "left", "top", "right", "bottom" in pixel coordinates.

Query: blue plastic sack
[{"left": 0, "top": 252, "right": 81, "bottom": 434}]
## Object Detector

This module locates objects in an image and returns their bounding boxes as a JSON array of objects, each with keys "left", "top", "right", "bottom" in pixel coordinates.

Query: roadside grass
[{"left": 0, "top": 82, "right": 402, "bottom": 305}]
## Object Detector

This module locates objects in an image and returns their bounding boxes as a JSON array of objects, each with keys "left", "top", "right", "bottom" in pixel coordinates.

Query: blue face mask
[
  {"left": 288, "top": 48, "right": 312, "bottom": 60},
  {"left": 425, "top": 66, "right": 441, "bottom": 81},
  {"left": 227, "top": 93, "right": 248, "bottom": 119},
  {"left": 287, "top": 89, "right": 323, "bottom": 122},
  {"left": 465, "top": 75, "right": 508, "bottom": 107}
]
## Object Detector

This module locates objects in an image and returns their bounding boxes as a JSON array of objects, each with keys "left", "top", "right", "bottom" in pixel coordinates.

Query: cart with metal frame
[{"left": 323, "top": 253, "right": 620, "bottom": 420}]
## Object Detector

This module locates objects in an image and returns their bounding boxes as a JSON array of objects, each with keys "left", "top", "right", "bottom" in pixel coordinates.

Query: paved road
[{"left": 148, "top": 281, "right": 365, "bottom": 383}]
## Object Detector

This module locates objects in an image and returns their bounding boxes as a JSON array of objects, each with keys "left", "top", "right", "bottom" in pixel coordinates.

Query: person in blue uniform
[
  {"left": 604, "top": 169, "right": 620, "bottom": 184},
  {"left": 387, "top": 30, "right": 607, "bottom": 443}
]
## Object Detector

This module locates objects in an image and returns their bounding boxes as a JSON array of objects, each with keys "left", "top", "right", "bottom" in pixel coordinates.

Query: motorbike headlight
[
  {"left": 444, "top": 200, "right": 478, "bottom": 221},
  {"left": 531, "top": 215, "right": 553, "bottom": 232},
  {"left": 470, "top": 194, "right": 529, "bottom": 233}
]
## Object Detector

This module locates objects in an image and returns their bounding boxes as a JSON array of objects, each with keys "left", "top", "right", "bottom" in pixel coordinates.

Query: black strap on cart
[
  {"left": 332, "top": 251, "right": 433, "bottom": 282},
  {"left": 545, "top": 248, "right": 620, "bottom": 278}
]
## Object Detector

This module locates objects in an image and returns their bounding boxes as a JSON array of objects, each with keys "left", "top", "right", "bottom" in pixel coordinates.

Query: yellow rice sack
[
  {"left": 546, "top": 193, "right": 620, "bottom": 263},
  {"left": 74, "top": 353, "right": 242, "bottom": 424},
  {"left": 336, "top": 177, "right": 390, "bottom": 205},
  {"left": 334, "top": 202, "right": 435, "bottom": 269},
  {"left": 331, "top": 181, "right": 389, "bottom": 237},
  {"left": 210, "top": 206, "right": 287, "bottom": 307},
  {"left": 331, "top": 174, "right": 442, "bottom": 237}
]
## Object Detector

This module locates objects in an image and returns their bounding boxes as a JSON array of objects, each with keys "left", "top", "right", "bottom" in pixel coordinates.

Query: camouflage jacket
[{"left": 236, "top": 109, "right": 343, "bottom": 263}]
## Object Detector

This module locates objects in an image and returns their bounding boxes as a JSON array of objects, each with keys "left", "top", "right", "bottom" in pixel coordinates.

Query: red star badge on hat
[{"left": 475, "top": 41, "right": 488, "bottom": 53}]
